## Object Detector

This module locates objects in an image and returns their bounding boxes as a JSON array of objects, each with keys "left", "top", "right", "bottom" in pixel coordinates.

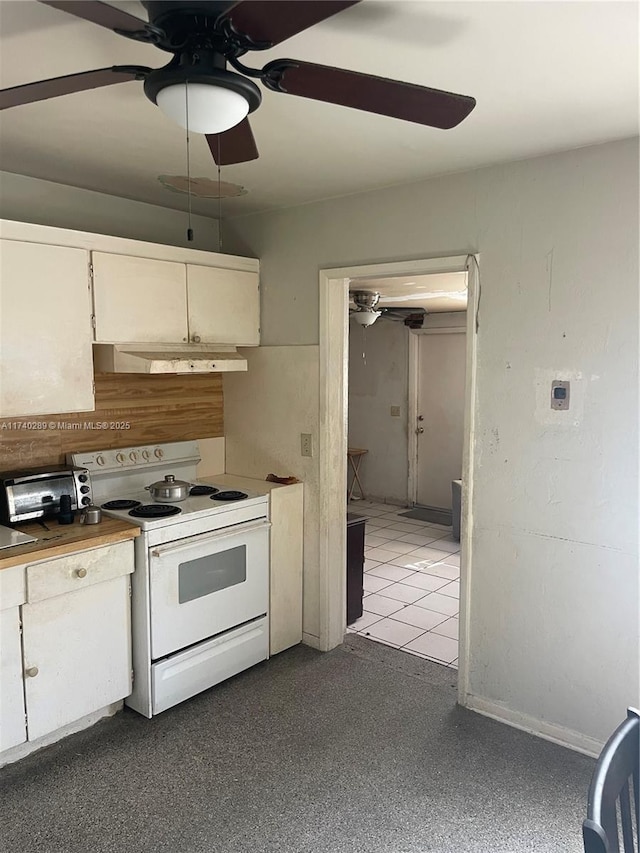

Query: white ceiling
[
  {"left": 350, "top": 272, "right": 467, "bottom": 312},
  {"left": 0, "top": 1, "right": 638, "bottom": 218}
]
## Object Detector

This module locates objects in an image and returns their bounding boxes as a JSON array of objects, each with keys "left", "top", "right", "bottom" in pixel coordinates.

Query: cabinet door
[
  {"left": 22, "top": 576, "right": 132, "bottom": 741},
  {"left": 92, "top": 252, "right": 188, "bottom": 343},
  {"left": 0, "top": 608, "right": 27, "bottom": 751},
  {"left": 187, "top": 264, "right": 260, "bottom": 345},
  {"left": 0, "top": 240, "right": 94, "bottom": 417}
]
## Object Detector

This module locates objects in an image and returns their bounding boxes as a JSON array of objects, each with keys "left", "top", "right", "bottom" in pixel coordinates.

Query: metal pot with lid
[{"left": 145, "top": 474, "right": 191, "bottom": 502}]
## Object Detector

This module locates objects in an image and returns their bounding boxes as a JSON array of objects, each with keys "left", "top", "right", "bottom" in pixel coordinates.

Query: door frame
[
  {"left": 318, "top": 254, "right": 479, "bottom": 707},
  {"left": 408, "top": 311, "right": 469, "bottom": 508}
]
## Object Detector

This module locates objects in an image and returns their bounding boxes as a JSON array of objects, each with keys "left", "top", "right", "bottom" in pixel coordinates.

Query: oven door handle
[{"left": 150, "top": 519, "right": 271, "bottom": 558}]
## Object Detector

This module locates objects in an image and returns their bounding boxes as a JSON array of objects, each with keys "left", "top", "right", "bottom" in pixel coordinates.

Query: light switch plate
[
  {"left": 551, "top": 380, "right": 570, "bottom": 410},
  {"left": 301, "top": 433, "right": 313, "bottom": 457}
]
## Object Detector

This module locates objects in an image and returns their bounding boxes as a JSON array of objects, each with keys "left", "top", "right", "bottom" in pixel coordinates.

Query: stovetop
[
  {"left": 69, "top": 441, "right": 268, "bottom": 532},
  {"left": 98, "top": 483, "right": 268, "bottom": 531}
]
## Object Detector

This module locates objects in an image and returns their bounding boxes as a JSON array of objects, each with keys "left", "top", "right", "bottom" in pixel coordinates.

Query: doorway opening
[
  {"left": 346, "top": 270, "right": 467, "bottom": 668},
  {"left": 317, "top": 255, "right": 479, "bottom": 705}
]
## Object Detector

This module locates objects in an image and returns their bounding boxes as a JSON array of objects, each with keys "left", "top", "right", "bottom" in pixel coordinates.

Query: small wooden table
[{"left": 347, "top": 447, "right": 368, "bottom": 501}]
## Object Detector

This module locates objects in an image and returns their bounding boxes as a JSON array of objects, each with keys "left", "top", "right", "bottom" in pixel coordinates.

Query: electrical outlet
[
  {"left": 390, "top": 406, "right": 401, "bottom": 418},
  {"left": 301, "top": 433, "right": 313, "bottom": 457}
]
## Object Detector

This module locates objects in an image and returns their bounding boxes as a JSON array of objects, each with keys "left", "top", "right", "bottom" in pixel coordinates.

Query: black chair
[{"left": 583, "top": 707, "right": 639, "bottom": 853}]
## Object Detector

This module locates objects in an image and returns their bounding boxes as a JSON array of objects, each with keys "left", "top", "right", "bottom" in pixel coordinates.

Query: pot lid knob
[{"left": 164, "top": 475, "right": 175, "bottom": 483}]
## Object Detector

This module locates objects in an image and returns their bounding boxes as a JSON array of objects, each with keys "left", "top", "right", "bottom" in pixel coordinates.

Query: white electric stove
[{"left": 69, "top": 441, "right": 270, "bottom": 718}]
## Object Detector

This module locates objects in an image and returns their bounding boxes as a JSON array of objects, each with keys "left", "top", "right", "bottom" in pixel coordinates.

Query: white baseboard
[
  {"left": 463, "top": 694, "right": 604, "bottom": 758},
  {"left": 0, "top": 702, "right": 122, "bottom": 768},
  {"left": 302, "top": 631, "right": 322, "bottom": 650}
]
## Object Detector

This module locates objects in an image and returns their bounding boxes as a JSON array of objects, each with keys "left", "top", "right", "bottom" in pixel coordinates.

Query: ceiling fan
[
  {"left": 350, "top": 290, "right": 426, "bottom": 328},
  {"left": 0, "top": 1, "right": 476, "bottom": 166}
]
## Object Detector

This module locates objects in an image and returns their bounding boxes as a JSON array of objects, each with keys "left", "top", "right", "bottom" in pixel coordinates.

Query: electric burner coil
[
  {"left": 210, "top": 490, "right": 248, "bottom": 502},
  {"left": 129, "top": 504, "right": 182, "bottom": 518}
]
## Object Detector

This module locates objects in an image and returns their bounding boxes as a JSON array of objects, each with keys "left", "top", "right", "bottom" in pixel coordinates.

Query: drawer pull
[
  {"left": 25, "top": 666, "right": 39, "bottom": 678},
  {"left": 75, "top": 568, "right": 88, "bottom": 579}
]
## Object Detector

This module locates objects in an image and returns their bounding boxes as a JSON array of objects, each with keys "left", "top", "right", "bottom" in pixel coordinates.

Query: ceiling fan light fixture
[
  {"left": 155, "top": 82, "right": 249, "bottom": 135},
  {"left": 351, "top": 310, "right": 382, "bottom": 327}
]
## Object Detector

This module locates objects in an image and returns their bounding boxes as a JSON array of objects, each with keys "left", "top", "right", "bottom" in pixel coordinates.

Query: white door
[
  {"left": 0, "top": 240, "right": 94, "bottom": 417},
  {"left": 92, "top": 252, "right": 188, "bottom": 343},
  {"left": 149, "top": 520, "right": 270, "bottom": 659},
  {"left": 416, "top": 332, "right": 467, "bottom": 509},
  {"left": 186, "top": 264, "right": 260, "bottom": 345},
  {"left": 22, "top": 577, "right": 132, "bottom": 741}
]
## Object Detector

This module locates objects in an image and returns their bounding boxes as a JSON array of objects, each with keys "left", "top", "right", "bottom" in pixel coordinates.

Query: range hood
[{"left": 93, "top": 343, "right": 247, "bottom": 374}]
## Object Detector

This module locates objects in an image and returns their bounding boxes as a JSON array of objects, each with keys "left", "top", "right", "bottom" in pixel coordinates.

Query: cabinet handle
[
  {"left": 191, "top": 334, "right": 201, "bottom": 343},
  {"left": 75, "top": 567, "right": 88, "bottom": 578},
  {"left": 25, "top": 666, "right": 39, "bottom": 678}
]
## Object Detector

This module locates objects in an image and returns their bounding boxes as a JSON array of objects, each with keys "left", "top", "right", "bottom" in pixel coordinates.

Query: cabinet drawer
[{"left": 26, "top": 541, "right": 134, "bottom": 603}]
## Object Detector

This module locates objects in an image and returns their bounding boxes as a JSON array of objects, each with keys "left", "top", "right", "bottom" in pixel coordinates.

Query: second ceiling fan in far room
[{"left": 0, "top": 1, "right": 477, "bottom": 166}]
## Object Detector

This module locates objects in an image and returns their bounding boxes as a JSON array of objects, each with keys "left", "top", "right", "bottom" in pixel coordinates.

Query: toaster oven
[{"left": 0, "top": 466, "right": 93, "bottom": 523}]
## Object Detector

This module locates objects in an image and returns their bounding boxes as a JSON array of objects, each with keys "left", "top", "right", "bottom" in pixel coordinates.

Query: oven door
[{"left": 149, "top": 519, "right": 270, "bottom": 660}]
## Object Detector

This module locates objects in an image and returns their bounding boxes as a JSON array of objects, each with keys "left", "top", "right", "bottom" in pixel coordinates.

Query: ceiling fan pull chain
[
  {"left": 185, "top": 80, "right": 193, "bottom": 243},
  {"left": 217, "top": 146, "right": 222, "bottom": 252}
]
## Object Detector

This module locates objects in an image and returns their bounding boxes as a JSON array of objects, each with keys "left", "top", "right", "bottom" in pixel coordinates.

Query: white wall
[
  {"left": 225, "top": 138, "right": 640, "bottom": 747},
  {"left": 348, "top": 318, "right": 409, "bottom": 504},
  {"left": 0, "top": 171, "right": 220, "bottom": 251},
  {"left": 222, "top": 347, "right": 321, "bottom": 642}
]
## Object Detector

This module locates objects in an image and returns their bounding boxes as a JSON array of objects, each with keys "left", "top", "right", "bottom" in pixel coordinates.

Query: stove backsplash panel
[{"left": 0, "top": 373, "right": 224, "bottom": 469}]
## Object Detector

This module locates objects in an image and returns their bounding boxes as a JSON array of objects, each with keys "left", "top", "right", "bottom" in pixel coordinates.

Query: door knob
[
  {"left": 25, "top": 666, "right": 39, "bottom": 678},
  {"left": 417, "top": 415, "right": 424, "bottom": 421},
  {"left": 416, "top": 427, "right": 424, "bottom": 434},
  {"left": 192, "top": 334, "right": 201, "bottom": 343},
  {"left": 75, "top": 568, "right": 87, "bottom": 578}
]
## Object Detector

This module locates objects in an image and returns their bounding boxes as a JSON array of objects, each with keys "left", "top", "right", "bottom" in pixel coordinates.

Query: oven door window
[{"left": 178, "top": 545, "right": 246, "bottom": 604}]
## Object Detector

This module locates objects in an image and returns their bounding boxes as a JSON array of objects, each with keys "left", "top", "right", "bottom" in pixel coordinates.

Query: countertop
[
  {"left": 198, "top": 473, "right": 299, "bottom": 495},
  {"left": 0, "top": 517, "right": 140, "bottom": 571}
]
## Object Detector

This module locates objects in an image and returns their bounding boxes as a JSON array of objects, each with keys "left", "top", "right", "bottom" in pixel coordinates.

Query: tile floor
[{"left": 347, "top": 500, "right": 460, "bottom": 669}]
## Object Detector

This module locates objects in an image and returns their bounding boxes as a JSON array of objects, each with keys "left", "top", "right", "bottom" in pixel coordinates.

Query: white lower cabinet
[
  {"left": 0, "top": 540, "right": 134, "bottom": 761},
  {"left": 22, "top": 573, "right": 132, "bottom": 741},
  {"left": 0, "top": 607, "right": 27, "bottom": 751}
]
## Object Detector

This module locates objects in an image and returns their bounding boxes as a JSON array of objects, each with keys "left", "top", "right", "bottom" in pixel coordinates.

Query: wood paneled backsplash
[{"left": 0, "top": 373, "right": 224, "bottom": 469}]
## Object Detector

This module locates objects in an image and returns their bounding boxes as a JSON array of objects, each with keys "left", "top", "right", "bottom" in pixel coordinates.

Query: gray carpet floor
[{"left": 1, "top": 635, "right": 594, "bottom": 853}]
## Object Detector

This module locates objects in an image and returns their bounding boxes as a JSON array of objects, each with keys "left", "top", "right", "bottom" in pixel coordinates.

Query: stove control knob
[
  {"left": 78, "top": 474, "right": 88, "bottom": 483},
  {"left": 154, "top": 448, "right": 164, "bottom": 459},
  {"left": 129, "top": 451, "right": 138, "bottom": 462},
  {"left": 81, "top": 497, "right": 91, "bottom": 505},
  {"left": 142, "top": 450, "right": 150, "bottom": 461},
  {"left": 96, "top": 455, "right": 105, "bottom": 466},
  {"left": 80, "top": 485, "right": 90, "bottom": 494},
  {"left": 116, "top": 453, "right": 125, "bottom": 463}
]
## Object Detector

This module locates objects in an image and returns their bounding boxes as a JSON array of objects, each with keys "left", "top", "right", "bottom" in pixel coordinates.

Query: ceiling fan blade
[
  {"left": 224, "top": 1, "right": 360, "bottom": 49},
  {"left": 0, "top": 67, "right": 150, "bottom": 110},
  {"left": 39, "top": 1, "right": 147, "bottom": 34},
  {"left": 263, "top": 60, "right": 476, "bottom": 129},
  {"left": 206, "top": 119, "right": 259, "bottom": 166}
]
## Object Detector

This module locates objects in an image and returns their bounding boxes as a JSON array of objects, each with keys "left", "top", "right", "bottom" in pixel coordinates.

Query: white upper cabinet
[
  {"left": 0, "top": 240, "right": 94, "bottom": 417},
  {"left": 92, "top": 252, "right": 188, "bottom": 343},
  {"left": 91, "top": 252, "right": 259, "bottom": 346},
  {"left": 187, "top": 264, "right": 260, "bottom": 346}
]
